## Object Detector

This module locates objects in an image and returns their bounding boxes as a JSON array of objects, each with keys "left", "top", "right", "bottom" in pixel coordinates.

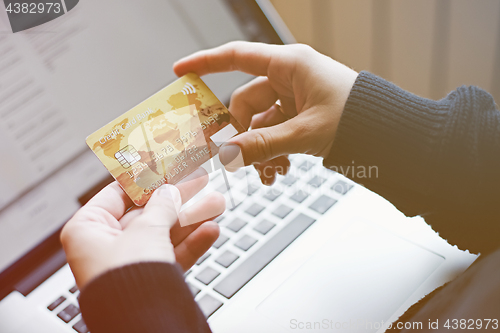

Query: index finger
[{"left": 173, "top": 41, "right": 279, "bottom": 77}]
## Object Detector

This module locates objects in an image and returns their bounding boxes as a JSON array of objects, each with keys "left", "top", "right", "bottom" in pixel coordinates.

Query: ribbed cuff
[
  {"left": 324, "top": 71, "right": 451, "bottom": 215},
  {"left": 79, "top": 262, "right": 210, "bottom": 333}
]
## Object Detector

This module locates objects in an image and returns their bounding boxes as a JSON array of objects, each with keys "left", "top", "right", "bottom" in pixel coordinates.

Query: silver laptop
[{"left": 0, "top": 1, "right": 476, "bottom": 333}]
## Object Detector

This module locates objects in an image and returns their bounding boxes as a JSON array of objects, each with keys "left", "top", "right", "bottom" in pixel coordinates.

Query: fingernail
[
  {"left": 219, "top": 143, "right": 241, "bottom": 166},
  {"left": 158, "top": 184, "right": 180, "bottom": 202},
  {"left": 158, "top": 184, "right": 182, "bottom": 212},
  {"left": 158, "top": 184, "right": 174, "bottom": 197}
]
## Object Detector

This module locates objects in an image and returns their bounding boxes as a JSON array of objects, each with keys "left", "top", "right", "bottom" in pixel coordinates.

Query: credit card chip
[{"left": 115, "top": 145, "right": 141, "bottom": 168}]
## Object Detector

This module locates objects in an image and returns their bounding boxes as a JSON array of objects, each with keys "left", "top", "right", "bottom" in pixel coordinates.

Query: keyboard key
[
  {"left": 245, "top": 203, "right": 265, "bottom": 217},
  {"left": 48, "top": 296, "right": 66, "bottom": 311},
  {"left": 58, "top": 304, "right": 80, "bottom": 323},
  {"left": 215, "top": 250, "right": 239, "bottom": 268},
  {"left": 308, "top": 176, "right": 326, "bottom": 188},
  {"left": 272, "top": 204, "right": 293, "bottom": 219},
  {"left": 281, "top": 174, "right": 297, "bottom": 186},
  {"left": 187, "top": 282, "right": 201, "bottom": 296},
  {"left": 212, "top": 234, "right": 229, "bottom": 249},
  {"left": 195, "top": 267, "right": 220, "bottom": 285},
  {"left": 226, "top": 218, "right": 247, "bottom": 233},
  {"left": 299, "top": 160, "right": 314, "bottom": 172},
  {"left": 69, "top": 285, "right": 78, "bottom": 294},
  {"left": 243, "top": 184, "right": 260, "bottom": 196},
  {"left": 309, "top": 195, "right": 337, "bottom": 214},
  {"left": 229, "top": 200, "right": 242, "bottom": 211},
  {"left": 247, "top": 183, "right": 260, "bottom": 195},
  {"left": 72, "top": 318, "right": 89, "bottom": 333},
  {"left": 232, "top": 169, "right": 247, "bottom": 179},
  {"left": 332, "top": 180, "right": 353, "bottom": 194},
  {"left": 216, "top": 183, "right": 229, "bottom": 194},
  {"left": 214, "top": 213, "right": 316, "bottom": 298},
  {"left": 263, "top": 188, "right": 282, "bottom": 201},
  {"left": 254, "top": 220, "right": 275, "bottom": 235},
  {"left": 197, "top": 294, "right": 223, "bottom": 318},
  {"left": 234, "top": 235, "right": 257, "bottom": 251},
  {"left": 196, "top": 252, "right": 211, "bottom": 265},
  {"left": 290, "top": 190, "right": 309, "bottom": 203}
]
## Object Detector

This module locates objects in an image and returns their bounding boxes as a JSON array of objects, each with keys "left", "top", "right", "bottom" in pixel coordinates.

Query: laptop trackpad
[{"left": 256, "top": 220, "right": 444, "bottom": 332}]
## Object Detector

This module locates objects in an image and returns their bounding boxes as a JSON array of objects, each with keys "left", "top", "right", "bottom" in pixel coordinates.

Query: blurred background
[{"left": 270, "top": 0, "right": 500, "bottom": 102}]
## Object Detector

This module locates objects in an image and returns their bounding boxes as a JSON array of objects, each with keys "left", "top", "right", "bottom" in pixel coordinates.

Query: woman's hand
[
  {"left": 61, "top": 168, "right": 224, "bottom": 289},
  {"left": 174, "top": 42, "right": 358, "bottom": 185}
]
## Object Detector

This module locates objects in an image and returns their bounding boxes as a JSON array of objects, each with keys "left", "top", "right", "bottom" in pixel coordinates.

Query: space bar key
[{"left": 213, "top": 213, "right": 316, "bottom": 299}]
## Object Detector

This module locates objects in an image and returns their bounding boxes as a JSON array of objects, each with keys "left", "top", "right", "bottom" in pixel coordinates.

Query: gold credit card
[{"left": 86, "top": 73, "right": 245, "bottom": 206}]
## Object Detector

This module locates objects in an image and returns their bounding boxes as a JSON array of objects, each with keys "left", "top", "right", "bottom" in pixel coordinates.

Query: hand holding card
[{"left": 86, "top": 73, "right": 245, "bottom": 207}]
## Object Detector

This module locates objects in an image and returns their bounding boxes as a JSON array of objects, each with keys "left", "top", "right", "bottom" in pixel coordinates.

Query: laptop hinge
[{"left": 14, "top": 249, "right": 67, "bottom": 296}]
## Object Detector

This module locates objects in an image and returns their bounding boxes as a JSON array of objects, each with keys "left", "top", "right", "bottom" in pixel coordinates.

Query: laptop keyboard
[
  {"left": 45, "top": 154, "right": 354, "bottom": 330},
  {"left": 212, "top": 213, "right": 316, "bottom": 299},
  {"left": 185, "top": 155, "right": 354, "bottom": 319},
  {"left": 47, "top": 284, "right": 89, "bottom": 333}
]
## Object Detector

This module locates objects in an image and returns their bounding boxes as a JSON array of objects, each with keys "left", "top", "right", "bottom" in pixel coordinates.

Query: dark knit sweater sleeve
[
  {"left": 324, "top": 71, "right": 500, "bottom": 254},
  {"left": 78, "top": 262, "right": 211, "bottom": 333}
]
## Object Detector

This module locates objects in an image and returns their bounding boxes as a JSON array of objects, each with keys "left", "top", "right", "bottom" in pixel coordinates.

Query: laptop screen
[{"left": 0, "top": 0, "right": 285, "bottom": 275}]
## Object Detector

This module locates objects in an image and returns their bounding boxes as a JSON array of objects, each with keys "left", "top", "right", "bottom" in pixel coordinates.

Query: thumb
[
  {"left": 219, "top": 118, "right": 305, "bottom": 166},
  {"left": 137, "top": 184, "right": 182, "bottom": 229}
]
